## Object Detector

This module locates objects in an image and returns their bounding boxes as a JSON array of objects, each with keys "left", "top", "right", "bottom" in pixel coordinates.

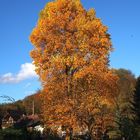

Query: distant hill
[{"left": 0, "top": 90, "right": 42, "bottom": 119}]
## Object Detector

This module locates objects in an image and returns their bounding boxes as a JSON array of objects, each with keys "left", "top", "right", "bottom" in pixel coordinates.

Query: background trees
[
  {"left": 111, "top": 69, "right": 137, "bottom": 139},
  {"left": 133, "top": 76, "right": 140, "bottom": 125},
  {"left": 114, "top": 69, "right": 136, "bottom": 120},
  {"left": 23, "top": 90, "right": 42, "bottom": 115},
  {"left": 131, "top": 76, "right": 140, "bottom": 139},
  {"left": 0, "top": 90, "right": 42, "bottom": 118},
  {"left": 0, "top": 69, "right": 140, "bottom": 139}
]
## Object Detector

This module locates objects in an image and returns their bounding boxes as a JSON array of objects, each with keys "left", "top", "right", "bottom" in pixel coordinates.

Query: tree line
[{"left": 1, "top": 69, "right": 140, "bottom": 139}]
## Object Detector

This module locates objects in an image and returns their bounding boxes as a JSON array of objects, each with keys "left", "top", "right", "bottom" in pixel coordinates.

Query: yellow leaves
[
  {"left": 76, "top": 16, "right": 87, "bottom": 30},
  {"left": 30, "top": 28, "right": 39, "bottom": 46},
  {"left": 74, "top": 0, "right": 81, "bottom": 5},
  {"left": 87, "top": 8, "right": 96, "bottom": 19},
  {"left": 30, "top": 0, "right": 112, "bottom": 81},
  {"left": 29, "top": 0, "right": 118, "bottom": 131},
  {"left": 43, "top": 2, "right": 56, "bottom": 18},
  {"left": 30, "top": 50, "right": 40, "bottom": 59},
  {"left": 57, "top": 0, "right": 66, "bottom": 9},
  {"left": 100, "top": 97, "right": 112, "bottom": 107}
]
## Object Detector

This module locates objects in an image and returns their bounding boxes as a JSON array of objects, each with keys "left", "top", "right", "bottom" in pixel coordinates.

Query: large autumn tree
[{"left": 30, "top": 0, "right": 118, "bottom": 138}]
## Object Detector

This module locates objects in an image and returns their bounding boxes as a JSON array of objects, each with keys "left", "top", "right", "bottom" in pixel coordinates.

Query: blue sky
[{"left": 0, "top": 0, "right": 140, "bottom": 101}]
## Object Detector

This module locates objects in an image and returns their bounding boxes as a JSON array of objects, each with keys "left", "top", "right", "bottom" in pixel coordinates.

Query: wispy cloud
[
  {"left": 24, "top": 82, "right": 32, "bottom": 88},
  {"left": 0, "top": 63, "right": 38, "bottom": 84}
]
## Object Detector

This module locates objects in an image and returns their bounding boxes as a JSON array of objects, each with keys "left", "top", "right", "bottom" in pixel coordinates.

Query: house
[
  {"left": 1, "top": 109, "right": 44, "bottom": 135},
  {"left": 14, "top": 114, "right": 43, "bottom": 130},
  {"left": 2, "top": 110, "right": 24, "bottom": 129}
]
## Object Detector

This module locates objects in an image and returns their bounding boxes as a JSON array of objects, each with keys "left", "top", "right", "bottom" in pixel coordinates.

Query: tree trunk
[{"left": 88, "top": 124, "right": 94, "bottom": 140}]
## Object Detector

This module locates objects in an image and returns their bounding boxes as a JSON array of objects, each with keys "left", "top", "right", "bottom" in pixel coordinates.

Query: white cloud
[
  {"left": 24, "top": 82, "right": 32, "bottom": 88},
  {"left": 0, "top": 63, "right": 38, "bottom": 84}
]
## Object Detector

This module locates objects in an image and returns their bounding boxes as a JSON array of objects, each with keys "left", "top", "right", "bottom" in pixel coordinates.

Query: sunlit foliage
[{"left": 30, "top": 0, "right": 118, "bottom": 138}]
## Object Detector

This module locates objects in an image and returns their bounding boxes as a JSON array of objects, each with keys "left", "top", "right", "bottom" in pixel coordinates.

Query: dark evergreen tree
[{"left": 133, "top": 76, "right": 140, "bottom": 126}]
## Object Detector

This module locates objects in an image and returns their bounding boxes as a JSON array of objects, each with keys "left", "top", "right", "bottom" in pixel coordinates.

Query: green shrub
[{"left": 0, "top": 128, "right": 24, "bottom": 140}]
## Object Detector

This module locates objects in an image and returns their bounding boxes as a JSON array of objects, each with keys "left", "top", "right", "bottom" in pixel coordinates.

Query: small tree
[{"left": 131, "top": 76, "right": 140, "bottom": 139}]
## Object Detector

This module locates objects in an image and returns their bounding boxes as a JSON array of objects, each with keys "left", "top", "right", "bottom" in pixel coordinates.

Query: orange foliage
[{"left": 30, "top": 0, "right": 118, "bottom": 136}]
